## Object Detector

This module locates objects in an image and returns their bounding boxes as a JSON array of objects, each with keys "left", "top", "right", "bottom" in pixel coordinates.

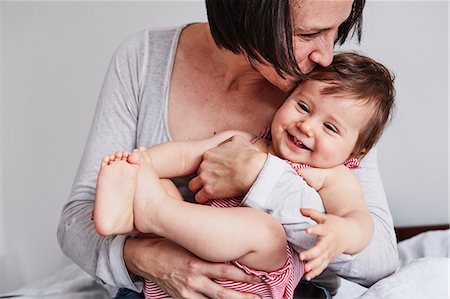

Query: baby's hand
[{"left": 299, "top": 208, "right": 347, "bottom": 281}]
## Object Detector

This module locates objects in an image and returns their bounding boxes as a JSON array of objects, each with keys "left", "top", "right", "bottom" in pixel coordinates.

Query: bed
[
  {"left": 335, "top": 227, "right": 449, "bottom": 298},
  {"left": 1, "top": 227, "right": 448, "bottom": 299}
]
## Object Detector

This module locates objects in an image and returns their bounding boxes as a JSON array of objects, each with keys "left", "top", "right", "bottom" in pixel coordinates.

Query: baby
[{"left": 93, "top": 52, "right": 395, "bottom": 299}]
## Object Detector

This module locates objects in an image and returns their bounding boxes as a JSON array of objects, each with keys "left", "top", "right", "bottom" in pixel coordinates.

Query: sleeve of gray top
[
  {"left": 243, "top": 148, "right": 398, "bottom": 287},
  {"left": 57, "top": 33, "right": 145, "bottom": 291}
]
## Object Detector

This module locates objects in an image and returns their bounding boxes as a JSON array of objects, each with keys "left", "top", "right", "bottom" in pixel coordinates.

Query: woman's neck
[{"left": 187, "top": 23, "right": 285, "bottom": 98}]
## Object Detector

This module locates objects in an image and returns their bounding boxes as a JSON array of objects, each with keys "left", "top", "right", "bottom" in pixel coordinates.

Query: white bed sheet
[
  {"left": 336, "top": 229, "right": 449, "bottom": 299},
  {"left": 0, "top": 264, "right": 116, "bottom": 299}
]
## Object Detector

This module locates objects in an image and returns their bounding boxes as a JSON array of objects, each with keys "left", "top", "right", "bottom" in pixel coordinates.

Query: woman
[{"left": 57, "top": 0, "right": 397, "bottom": 298}]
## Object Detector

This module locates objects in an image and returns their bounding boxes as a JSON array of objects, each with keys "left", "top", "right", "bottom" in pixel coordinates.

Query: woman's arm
[
  {"left": 57, "top": 31, "right": 260, "bottom": 298},
  {"left": 57, "top": 33, "right": 143, "bottom": 289}
]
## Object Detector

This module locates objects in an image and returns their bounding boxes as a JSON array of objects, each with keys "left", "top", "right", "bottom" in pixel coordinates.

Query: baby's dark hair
[{"left": 306, "top": 52, "right": 395, "bottom": 158}]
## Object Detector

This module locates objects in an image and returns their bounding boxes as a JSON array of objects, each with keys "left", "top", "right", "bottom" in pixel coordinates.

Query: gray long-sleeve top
[{"left": 57, "top": 26, "right": 398, "bottom": 293}]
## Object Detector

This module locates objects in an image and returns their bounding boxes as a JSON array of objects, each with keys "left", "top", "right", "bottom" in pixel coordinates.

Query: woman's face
[{"left": 258, "top": 0, "right": 354, "bottom": 92}]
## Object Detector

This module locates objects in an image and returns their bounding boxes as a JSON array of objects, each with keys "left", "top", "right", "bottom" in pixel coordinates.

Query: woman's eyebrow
[{"left": 294, "top": 25, "right": 330, "bottom": 34}]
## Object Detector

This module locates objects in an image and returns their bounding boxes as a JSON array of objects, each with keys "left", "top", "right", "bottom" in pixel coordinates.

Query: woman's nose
[{"left": 309, "top": 34, "right": 334, "bottom": 67}]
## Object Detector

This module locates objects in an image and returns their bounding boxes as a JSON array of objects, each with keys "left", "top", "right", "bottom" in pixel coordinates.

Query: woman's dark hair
[{"left": 206, "top": 0, "right": 366, "bottom": 78}]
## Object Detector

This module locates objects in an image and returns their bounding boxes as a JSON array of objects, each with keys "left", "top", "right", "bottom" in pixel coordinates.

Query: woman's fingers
[
  {"left": 199, "top": 277, "right": 260, "bottom": 299},
  {"left": 189, "top": 169, "right": 220, "bottom": 203},
  {"left": 189, "top": 137, "right": 264, "bottom": 201},
  {"left": 201, "top": 262, "right": 262, "bottom": 283},
  {"left": 189, "top": 262, "right": 261, "bottom": 299}
]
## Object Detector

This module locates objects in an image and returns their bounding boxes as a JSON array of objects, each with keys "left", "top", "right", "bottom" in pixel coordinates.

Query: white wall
[
  {"left": 0, "top": 0, "right": 448, "bottom": 294},
  {"left": 340, "top": 1, "right": 449, "bottom": 227},
  {"left": 0, "top": 0, "right": 6, "bottom": 286},
  {"left": 0, "top": 1, "right": 207, "bottom": 293}
]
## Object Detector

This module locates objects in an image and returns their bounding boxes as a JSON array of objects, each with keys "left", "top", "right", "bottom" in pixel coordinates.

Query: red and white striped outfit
[{"left": 143, "top": 194, "right": 304, "bottom": 299}]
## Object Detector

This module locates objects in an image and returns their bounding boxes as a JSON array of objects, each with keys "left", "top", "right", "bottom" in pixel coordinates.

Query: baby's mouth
[{"left": 290, "top": 134, "right": 311, "bottom": 151}]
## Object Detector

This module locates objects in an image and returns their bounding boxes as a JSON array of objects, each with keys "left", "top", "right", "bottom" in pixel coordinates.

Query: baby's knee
[{"left": 256, "top": 214, "right": 288, "bottom": 268}]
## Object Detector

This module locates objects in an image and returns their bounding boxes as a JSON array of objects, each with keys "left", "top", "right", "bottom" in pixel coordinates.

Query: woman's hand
[
  {"left": 188, "top": 135, "right": 267, "bottom": 203},
  {"left": 124, "top": 237, "right": 261, "bottom": 299},
  {"left": 298, "top": 208, "right": 348, "bottom": 281}
]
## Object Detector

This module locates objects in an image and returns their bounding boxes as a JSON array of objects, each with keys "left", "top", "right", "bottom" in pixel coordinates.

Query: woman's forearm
[
  {"left": 57, "top": 199, "right": 140, "bottom": 289},
  {"left": 57, "top": 31, "right": 148, "bottom": 289}
]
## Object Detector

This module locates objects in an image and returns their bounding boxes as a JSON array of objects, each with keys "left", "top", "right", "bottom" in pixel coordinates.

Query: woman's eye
[
  {"left": 297, "top": 102, "right": 309, "bottom": 112},
  {"left": 324, "top": 123, "right": 338, "bottom": 134},
  {"left": 300, "top": 32, "right": 319, "bottom": 40}
]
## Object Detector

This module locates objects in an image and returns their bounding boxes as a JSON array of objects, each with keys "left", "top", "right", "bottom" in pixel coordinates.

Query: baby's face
[{"left": 270, "top": 80, "right": 369, "bottom": 168}]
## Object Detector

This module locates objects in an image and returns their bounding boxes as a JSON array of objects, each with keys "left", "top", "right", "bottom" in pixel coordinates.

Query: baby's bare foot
[{"left": 93, "top": 151, "right": 139, "bottom": 236}]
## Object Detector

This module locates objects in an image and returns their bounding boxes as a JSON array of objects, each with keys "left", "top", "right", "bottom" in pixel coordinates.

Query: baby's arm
[
  {"left": 296, "top": 165, "right": 374, "bottom": 280},
  {"left": 146, "top": 130, "right": 255, "bottom": 178},
  {"left": 93, "top": 130, "right": 254, "bottom": 236}
]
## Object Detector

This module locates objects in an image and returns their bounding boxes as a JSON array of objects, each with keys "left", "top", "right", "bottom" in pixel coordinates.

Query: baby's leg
[
  {"left": 93, "top": 151, "right": 139, "bottom": 236},
  {"left": 132, "top": 148, "right": 288, "bottom": 271},
  {"left": 131, "top": 149, "right": 181, "bottom": 233},
  {"left": 94, "top": 149, "right": 179, "bottom": 236},
  {"left": 120, "top": 149, "right": 288, "bottom": 272}
]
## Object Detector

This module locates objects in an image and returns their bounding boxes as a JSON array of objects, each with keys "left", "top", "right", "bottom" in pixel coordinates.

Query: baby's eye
[
  {"left": 297, "top": 102, "right": 310, "bottom": 113},
  {"left": 324, "top": 123, "right": 338, "bottom": 134}
]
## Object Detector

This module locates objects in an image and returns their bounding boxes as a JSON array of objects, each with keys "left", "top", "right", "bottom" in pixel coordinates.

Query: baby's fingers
[
  {"left": 299, "top": 242, "right": 325, "bottom": 262},
  {"left": 300, "top": 208, "right": 327, "bottom": 224},
  {"left": 303, "top": 259, "right": 328, "bottom": 281},
  {"left": 306, "top": 224, "right": 327, "bottom": 236}
]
